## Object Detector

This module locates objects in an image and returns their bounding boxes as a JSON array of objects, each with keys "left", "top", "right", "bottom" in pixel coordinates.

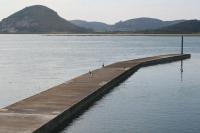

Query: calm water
[{"left": 0, "top": 35, "right": 200, "bottom": 133}]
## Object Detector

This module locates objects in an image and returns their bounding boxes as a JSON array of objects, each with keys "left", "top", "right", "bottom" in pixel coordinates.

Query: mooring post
[{"left": 181, "top": 35, "right": 184, "bottom": 54}]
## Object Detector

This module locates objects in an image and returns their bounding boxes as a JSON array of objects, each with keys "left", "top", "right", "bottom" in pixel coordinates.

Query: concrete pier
[{"left": 0, "top": 54, "right": 191, "bottom": 133}]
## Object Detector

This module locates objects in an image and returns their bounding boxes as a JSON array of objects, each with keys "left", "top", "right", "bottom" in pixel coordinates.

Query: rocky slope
[{"left": 0, "top": 5, "right": 91, "bottom": 33}]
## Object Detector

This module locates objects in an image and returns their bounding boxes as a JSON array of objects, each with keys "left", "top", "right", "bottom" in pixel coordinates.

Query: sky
[{"left": 0, "top": 0, "right": 199, "bottom": 24}]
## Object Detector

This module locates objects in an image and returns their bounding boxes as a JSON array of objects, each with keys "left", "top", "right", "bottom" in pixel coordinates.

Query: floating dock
[{"left": 0, "top": 54, "right": 191, "bottom": 133}]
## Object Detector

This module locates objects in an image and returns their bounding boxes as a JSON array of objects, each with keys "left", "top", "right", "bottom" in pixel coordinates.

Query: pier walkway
[{"left": 0, "top": 54, "right": 190, "bottom": 133}]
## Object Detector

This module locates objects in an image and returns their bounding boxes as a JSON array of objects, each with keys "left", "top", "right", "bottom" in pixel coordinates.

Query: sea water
[{"left": 0, "top": 35, "right": 199, "bottom": 133}]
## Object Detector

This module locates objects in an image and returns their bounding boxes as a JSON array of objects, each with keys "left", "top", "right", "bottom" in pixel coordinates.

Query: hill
[
  {"left": 111, "top": 18, "right": 184, "bottom": 32},
  {"left": 150, "top": 20, "right": 200, "bottom": 34},
  {"left": 112, "top": 18, "right": 164, "bottom": 31},
  {"left": 70, "top": 20, "right": 111, "bottom": 32},
  {"left": 0, "top": 5, "right": 91, "bottom": 33}
]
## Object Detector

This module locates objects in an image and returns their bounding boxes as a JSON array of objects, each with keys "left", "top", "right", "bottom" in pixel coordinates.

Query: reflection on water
[{"left": 180, "top": 60, "right": 183, "bottom": 82}]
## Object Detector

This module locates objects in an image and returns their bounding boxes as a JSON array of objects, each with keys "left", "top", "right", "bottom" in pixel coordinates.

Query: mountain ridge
[
  {"left": 70, "top": 17, "right": 186, "bottom": 32},
  {"left": 0, "top": 5, "right": 199, "bottom": 34}
]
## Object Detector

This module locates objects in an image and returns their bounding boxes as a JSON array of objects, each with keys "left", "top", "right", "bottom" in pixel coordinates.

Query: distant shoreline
[
  {"left": 45, "top": 33, "right": 200, "bottom": 37},
  {"left": 0, "top": 33, "right": 200, "bottom": 36}
]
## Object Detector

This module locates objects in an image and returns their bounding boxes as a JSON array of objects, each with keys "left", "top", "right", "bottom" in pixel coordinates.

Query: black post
[{"left": 181, "top": 35, "right": 184, "bottom": 54}]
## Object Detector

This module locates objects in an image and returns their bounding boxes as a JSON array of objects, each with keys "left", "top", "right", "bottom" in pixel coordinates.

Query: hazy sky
[{"left": 0, "top": 0, "right": 199, "bottom": 24}]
